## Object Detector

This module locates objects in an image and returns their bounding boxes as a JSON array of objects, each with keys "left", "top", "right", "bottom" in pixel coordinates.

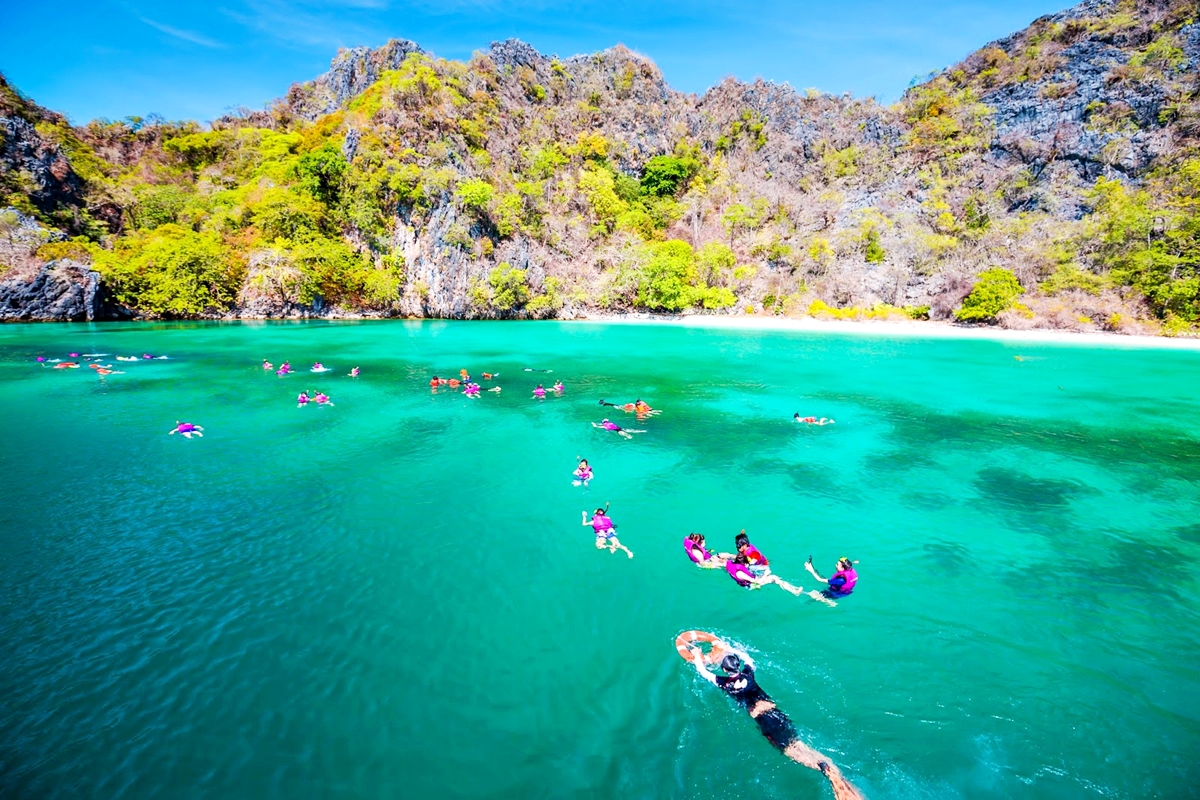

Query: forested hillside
[{"left": 1, "top": 0, "right": 1197, "bottom": 333}]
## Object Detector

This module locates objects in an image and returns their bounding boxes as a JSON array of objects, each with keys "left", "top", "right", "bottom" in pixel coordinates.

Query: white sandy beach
[{"left": 574, "top": 312, "right": 1200, "bottom": 350}]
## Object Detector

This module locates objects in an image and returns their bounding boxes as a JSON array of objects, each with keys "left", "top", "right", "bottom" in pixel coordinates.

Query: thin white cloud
[{"left": 140, "top": 17, "right": 225, "bottom": 48}]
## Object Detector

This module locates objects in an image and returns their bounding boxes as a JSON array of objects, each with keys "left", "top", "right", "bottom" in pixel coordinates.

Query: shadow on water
[
  {"left": 819, "top": 389, "right": 1200, "bottom": 488},
  {"left": 746, "top": 457, "right": 849, "bottom": 500},
  {"left": 973, "top": 467, "right": 1096, "bottom": 511},
  {"left": 1002, "top": 535, "right": 1195, "bottom": 603},
  {"left": 922, "top": 541, "right": 975, "bottom": 575},
  {"left": 1173, "top": 524, "right": 1200, "bottom": 546}
]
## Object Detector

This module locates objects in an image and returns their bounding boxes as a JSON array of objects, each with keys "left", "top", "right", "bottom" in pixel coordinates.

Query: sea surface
[{"left": 1, "top": 320, "right": 1199, "bottom": 800}]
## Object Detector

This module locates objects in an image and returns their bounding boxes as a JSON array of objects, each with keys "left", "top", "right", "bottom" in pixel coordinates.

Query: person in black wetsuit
[{"left": 691, "top": 651, "right": 864, "bottom": 800}]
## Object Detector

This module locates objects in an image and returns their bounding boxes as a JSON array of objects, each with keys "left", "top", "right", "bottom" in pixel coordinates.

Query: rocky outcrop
[
  {"left": 0, "top": 260, "right": 120, "bottom": 322},
  {"left": 284, "top": 39, "right": 425, "bottom": 120},
  {"left": 0, "top": 75, "right": 86, "bottom": 223}
]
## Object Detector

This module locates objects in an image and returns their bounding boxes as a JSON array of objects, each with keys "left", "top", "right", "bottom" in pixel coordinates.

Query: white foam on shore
[{"left": 569, "top": 313, "right": 1200, "bottom": 350}]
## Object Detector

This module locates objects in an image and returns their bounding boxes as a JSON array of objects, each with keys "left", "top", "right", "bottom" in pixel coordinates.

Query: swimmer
[
  {"left": 277, "top": 367, "right": 289, "bottom": 377},
  {"left": 262, "top": 359, "right": 273, "bottom": 370},
  {"left": 805, "top": 556, "right": 859, "bottom": 600},
  {"left": 53, "top": 362, "right": 80, "bottom": 369},
  {"left": 117, "top": 356, "right": 138, "bottom": 362},
  {"left": 487, "top": 386, "right": 502, "bottom": 393},
  {"left": 582, "top": 504, "right": 632, "bottom": 558},
  {"left": 592, "top": 419, "right": 646, "bottom": 439},
  {"left": 689, "top": 652, "right": 864, "bottom": 800},
  {"left": 313, "top": 362, "right": 323, "bottom": 370},
  {"left": 36, "top": 356, "right": 46, "bottom": 362},
  {"left": 430, "top": 376, "right": 441, "bottom": 388},
  {"left": 69, "top": 352, "right": 80, "bottom": 357},
  {"left": 533, "top": 384, "right": 547, "bottom": 398},
  {"left": 482, "top": 372, "right": 498, "bottom": 380},
  {"left": 448, "top": 378, "right": 460, "bottom": 388},
  {"left": 684, "top": 533, "right": 725, "bottom": 568},
  {"left": 93, "top": 367, "right": 119, "bottom": 376},
  {"left": 794, "top": 413, "right": 835, "bottom": 425},
  {"left": 280, "top": 361, "right": 291, "bottom": 372},
  {"left": 552, "top": 381, "right": 564, "bottom": 393},
  {"left": 523, "top": 367, "right": 552, "bottom": 373},
  {"left": 168, "top": 421, "right": 204, "bottom": 439},
  {"left": 460, "top": 369, "right": 470, "bottom": 382},
  {"left": 349, "top": 367, "right": 360, "bottom": 377},
  {"left": 726, "top": 554, "right": 809, "bottom": 596},
  {"left": 599, "top": 399, "right": 637, "bottom": 412},
  {"left": 464, "top": 383, "right": 480, "bottom": 398},
  {"left": 573, "top": 458, "right": 593, "bottom": 486},
  {"left": 633, "top": 399, "right": 660, "bottom": 417},
  {"left": 718, "top": 530, "right": 770, "bottom": 572},
  {"left": 314, "top": 392, "right": 333, "bottom": 406},
  {"left": 298, "top": 391, "right": 310, "bottom": 407}
]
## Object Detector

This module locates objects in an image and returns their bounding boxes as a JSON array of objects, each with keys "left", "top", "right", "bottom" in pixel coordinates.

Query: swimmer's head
[
  {"left": 688, "top": 532, "right": 705, "bottom": 546},
  {"left": 838, "top": 557, "right": 854, "bottom": 570},
  {"left": 720, "top": 654, "right": 742, "bottom": 673},
  {"left": 735, "top": 532, "right": 750, "bottom": 550},
  {"left": 579, "top": 459, "right": 589, "bottom": 467},
  {"left": 734, "top": 554, "right": 749, "bottom": 565},
  {"left": 594, "top": 508, "right": 606, "bottom": 516},
  {"left": 601, "top": 418, "right": 609, "bottom": 424}
]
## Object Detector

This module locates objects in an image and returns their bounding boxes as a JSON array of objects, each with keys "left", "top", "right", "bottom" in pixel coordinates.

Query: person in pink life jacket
[
  {"left": 168, "top": 421, "right": 204, "bottom": 439},
  {"left": 313, "top": 392, "right": 333, "bottom": 406},
  {"left": 592, "top": 419, "right": 645, "bottom": 439},
  {"left": 582, "top": 504, "right": 632, "bottom": 558},
  {"left": 262, "top": 359, "right": 273, "bottom": 370},
  {"left": 533, "top": 384, "right": 547, "bottom": 398},
  {"left": 806, "top": 556, "right": 858, "bottom": 599},
  {"left": 573, "top": 458, "right": 593, "bottom": 486},
  {"left": 297, "top": 391, "right": 310, "bottom": 407},
  {"left": 684, "top": 533, "right": 724, "bottom": 569},
  {"left": 725, "top": 555, "right": 816, "bottom": 598}
]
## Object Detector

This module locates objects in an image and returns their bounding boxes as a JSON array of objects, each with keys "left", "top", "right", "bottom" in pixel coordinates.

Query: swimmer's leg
[
  {"left": 783, "top": 741, "right": 864, "bottom": 800},
  {"left": 609, "top": 536, "right": 633, "bottom": 558},
  {"left": 595, "top": 537, "right": 607, "bottom": 550},
  {"left": 805, "top": 590, "right": 837, "bottom": 607}
]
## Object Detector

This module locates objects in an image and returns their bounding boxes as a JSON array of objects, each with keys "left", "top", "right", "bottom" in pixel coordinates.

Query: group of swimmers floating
[
  {"left": 259, "top": 358, "right": 358, "bottom": 411},
  {"left": 685, "top": 531, "right": 857, "bottom": 607},
  {"left": 38, "top": 351, "right": 167, "bottom": 377},
  {"left": 428, "top": 369, "right": 572, "bottom": 402}
]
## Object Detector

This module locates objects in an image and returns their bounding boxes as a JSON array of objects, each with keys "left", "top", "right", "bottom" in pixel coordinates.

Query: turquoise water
[{"left": 2, "top": 320, "right": 1199, "bottom": 800}]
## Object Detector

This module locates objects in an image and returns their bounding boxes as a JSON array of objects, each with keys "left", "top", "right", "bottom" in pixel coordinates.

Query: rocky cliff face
[
  {"left": 0, "top": 76, "right": 86, "bottom": 226},
  {"left": 0, "top": 260, "right": 116, "bottom": 322}
]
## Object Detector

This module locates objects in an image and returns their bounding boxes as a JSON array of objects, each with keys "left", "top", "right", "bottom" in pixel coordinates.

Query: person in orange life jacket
[
  {"left": 690, "top": 652, "right": 864, "bottom": 800},
  {"left": 806, "top": 556, "right": 858, "bottom": 599},
  {"left": 719, "top": 530, "right": 769, "bottom": 576}
]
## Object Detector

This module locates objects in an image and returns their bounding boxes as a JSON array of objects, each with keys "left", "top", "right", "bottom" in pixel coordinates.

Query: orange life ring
[{"left": 675, "top": 630, "right": 727, "bottom": 664}]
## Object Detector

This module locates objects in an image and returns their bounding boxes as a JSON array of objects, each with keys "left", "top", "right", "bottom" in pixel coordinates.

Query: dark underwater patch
[{"left": 973, "top": 467, "right": 1094, "bottom": 511}]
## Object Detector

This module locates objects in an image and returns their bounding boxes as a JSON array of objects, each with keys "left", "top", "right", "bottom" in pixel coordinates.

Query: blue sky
[{"left": 1, "top": 0, "right": 1068, "bottom": 124}]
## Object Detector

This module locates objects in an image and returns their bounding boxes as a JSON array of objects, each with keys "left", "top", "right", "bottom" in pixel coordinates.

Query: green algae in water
[{"left": 1, "top": 320, "right": 1199, "bottom": 799}]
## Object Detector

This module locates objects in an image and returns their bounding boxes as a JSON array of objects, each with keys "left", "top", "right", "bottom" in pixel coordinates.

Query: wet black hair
[
  {"left": 721, "top": 654, "right": 742, "bottom": 673},
  {"left": 687, "top": 532, "right": 705, "bottom": 545},
  {"left": 594, "top": 508, "right": 606, "bottom": 515},
  {"left": 735, "top": 532, "right": 750, "bottom": 549}
]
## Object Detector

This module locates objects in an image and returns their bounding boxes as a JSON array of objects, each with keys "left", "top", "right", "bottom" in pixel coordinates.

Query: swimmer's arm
[
  {"left": 805, "top": 562, "right": 828, "bottom": 582},
  {"left": 691, "top": 652, "right": 718, "bottom": 685}
]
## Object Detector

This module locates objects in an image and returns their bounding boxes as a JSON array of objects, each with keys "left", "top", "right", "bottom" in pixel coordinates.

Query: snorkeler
[
  {"left": 719, "top": 530, "right": 769, "bottom": 572},
  {"left": 349, "top": 367, "right": 360, "bottom": 377},
  {"left": 533, "top": 384, "right": 547, "bottom": 398},
  {"left": 169, "top": 421, "right": 204, "bottom": 439},
  {"left": 262, "top": 359, "right": 273, "bottom": 370},
  {"left": 688, "top": 651, "right": 864, "bottom": 800},
  {"left": 464, "top": 383, "right": 481, "bottom": 398},
  {"left": 805, "top": 556, "right": 858, "bottom": 599},
  {"left": 487, "top": 386, "right": 502, "bottom": 393},
  {"left": 53, "top": 362, "right": 80, "bottom": 369},
  {"left": 592, "top": 419, "right": 646, "bottom": 439},
  {"left": 430, "top": 376, "right": 440, "bottom": 388},
  {"left": 314, "top": 392, "right": 333, "bottom": 406},
  {"left": 297, "top": 391, "right": 310, "bottom": 407},
  {"left": 684, "top": 533, "right": 725, "bottom": 568},
  {"left": 599, "top": 400, "right": 637, "bottom": 412},
  {"left": 582, "top": 504, "right": 633, "bottom": 558},
  {"left": 726, "top": 554, "right": 808, "bottom": 596},
  {"left": 482, "top": 372, "right": 498, "bottom": 380},
  {"left": 573, "top": 458, "right": 593, "bottom": 486},
  {"left": 634, "top": 399, "right": 660, "bottom": 417},
  {"left": 794, "top": 413, "right": 835, "bottom": 425},
  {"left": 552, "top": 381, "right": 564, "bottom": 393}
]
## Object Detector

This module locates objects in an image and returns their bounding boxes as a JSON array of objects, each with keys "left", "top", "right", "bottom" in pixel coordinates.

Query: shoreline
[{"left": 570, "top": 312, "right": 1200, "bottom": 350}]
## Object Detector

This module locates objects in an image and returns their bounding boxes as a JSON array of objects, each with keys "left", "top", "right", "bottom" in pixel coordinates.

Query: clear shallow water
[{"left": 1, "top": 320, "right": 1199, "bottom": 800}]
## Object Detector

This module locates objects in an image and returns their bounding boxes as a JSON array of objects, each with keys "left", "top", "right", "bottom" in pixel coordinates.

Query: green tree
[
  {"left": 640, "top": 155, "right": 697, "bottom": 198},
  {"left": 955, "top": 268, "right": 1025, "bottom": 321},
  {"left": 296, "top": 142, "right": 348, "bottom": 206},
  {"left": 488, "top": 262, "right": 530, "bottom": 311},
  {"left": 636, "top": 240, "right": 696, "bottom": 310}
]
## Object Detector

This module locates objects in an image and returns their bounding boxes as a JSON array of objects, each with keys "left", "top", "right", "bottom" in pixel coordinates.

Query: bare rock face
[
  {"left": 285, "top": 39, "right": 426, "bottom": 120},
  {"left": 0, "top": 260, "right": 119, "bottom": 322}
]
